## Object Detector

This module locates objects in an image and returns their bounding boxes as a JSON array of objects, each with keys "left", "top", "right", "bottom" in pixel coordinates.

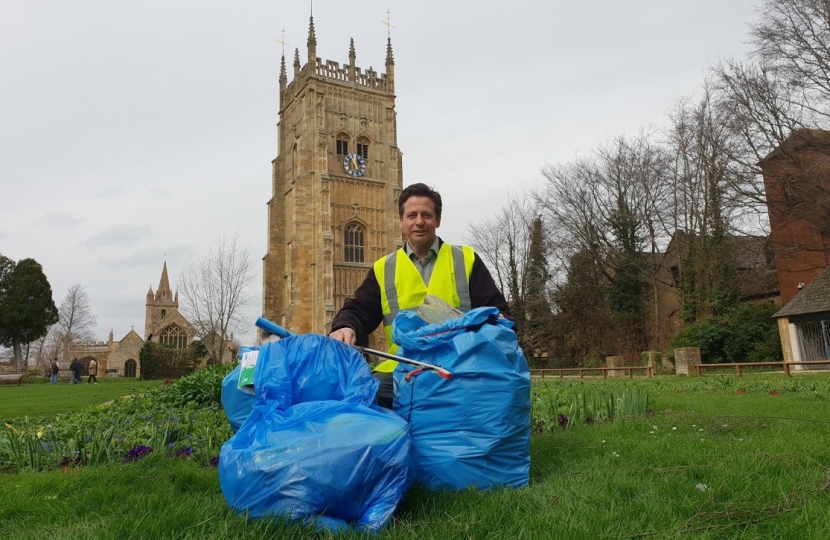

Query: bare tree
[
  {"left": 538, "top": 132, "right": 672, "bottom": 357},
  {"left": 711, "top": 0, "right": 830, "bottom": 292},
  {"left": 751, "top": 0, "right": 830, "bottom": 126},
  {"left": 663, "top": 89, "right": 752, "bottom": 321},
  {"left": 27, "top": 327, "right": 63, "bottom": 367},
  {"left": 465, "top": 192, "right": 535, "bottom": 303},
  {"left": 177, "top": 232, "right": 255, "bottom": 364},
  {"left": 56, "top": 284, "right": 99, "bottom": 344},
  {"left": 711, "top": 0, "right": 830, "bottom": 207}
]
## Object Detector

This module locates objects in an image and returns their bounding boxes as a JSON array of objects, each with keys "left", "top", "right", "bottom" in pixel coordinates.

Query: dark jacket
[{"left": 331, "top": 239, "right": 511, "bottom": 346}]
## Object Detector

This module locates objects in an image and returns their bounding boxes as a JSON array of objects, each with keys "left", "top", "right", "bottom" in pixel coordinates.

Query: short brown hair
[{"left": 398, "top": 183, "right": 442, "bottom": 219}]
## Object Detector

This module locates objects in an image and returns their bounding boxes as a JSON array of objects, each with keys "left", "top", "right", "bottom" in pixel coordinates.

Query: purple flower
[
  {"left": 557, "top": 413, "right": 568, "bottom": 429},
  {"left": 210, "top": 456, "right": 220, "bottom": 467},
  {"left": 175, "top": 447, "right": 193, "bottom": 457},
  {"left": 124, "top": 445, "right": 153, "bottom": 462},
  {"left": 585, "top": 417, "right": 595, "bottom": 425},
  {"left": 60, "top": 456, "right": 81, "bottom": 468}
]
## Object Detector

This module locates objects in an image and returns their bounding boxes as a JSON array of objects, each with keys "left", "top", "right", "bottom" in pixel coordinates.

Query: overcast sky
[{"left": 0, "top": 0, "right": 759, "bottom": 345}]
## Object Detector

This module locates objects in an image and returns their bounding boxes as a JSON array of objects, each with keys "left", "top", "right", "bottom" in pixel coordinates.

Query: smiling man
[{"left": 329, "top": 183, "right": 511, "bottom": 405}]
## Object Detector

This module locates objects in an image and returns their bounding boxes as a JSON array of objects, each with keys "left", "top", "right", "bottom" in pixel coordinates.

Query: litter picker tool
[{"left": 254, "top": 317, "right": 452, "bottom": 379}]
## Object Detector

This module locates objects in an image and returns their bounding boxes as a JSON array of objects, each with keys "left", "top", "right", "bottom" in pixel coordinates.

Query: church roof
[
  {"left": 119, "top": 329, "right": 145, "bottom": 345},
  {"left": 774, "top": 267, "right": 830, "bottom": 318}
]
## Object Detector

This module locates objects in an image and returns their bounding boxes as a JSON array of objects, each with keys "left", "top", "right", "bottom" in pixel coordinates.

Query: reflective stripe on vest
[{"left": 372, "top": 243, "right": 475, "bottom": 372}]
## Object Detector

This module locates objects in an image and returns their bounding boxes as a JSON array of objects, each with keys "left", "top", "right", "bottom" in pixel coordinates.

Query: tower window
[
  {"left": 159, "top": 324, "right": 188, "bottom": 349},
  {"left": 336, "top": 135, "right": 349, "bottom": 157},
  {"left": 779, "top": 174, "right": 798, "bottom": 210},
  {"left": 356, "top": 137, "right": 369, "bottom": 160},
  {"left": 344, "top": 223, "right": 365, "bottom": 263}
]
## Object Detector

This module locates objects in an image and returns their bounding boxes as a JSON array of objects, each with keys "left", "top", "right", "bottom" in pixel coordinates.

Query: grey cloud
[
  {"left": 39, "top": 212, "right": 82, "bottom": 229},
  {"left": 98, "top": 245, "right": 189, "bottom": 270},
  {"left": 96, "top": 187, "right": 124, "bottom": 198},
  {"left": 83, "top": 225, "right": 153, "bottom": 248}
]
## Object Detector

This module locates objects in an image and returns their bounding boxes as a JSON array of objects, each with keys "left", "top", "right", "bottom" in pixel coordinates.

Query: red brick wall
[{"left": 762, "top": 144, "right": 830, "bottom": 303}]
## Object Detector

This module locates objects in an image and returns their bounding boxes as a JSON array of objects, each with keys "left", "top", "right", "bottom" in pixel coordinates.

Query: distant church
[
  {"left": 69, "top": 262, "right": 199, "bottom": 378},
  {"left": 262, "top": 13, "right": 404, "bottom": 343},
  {"left": 144, "top": 261, "right": 197, "bottom": 349}
]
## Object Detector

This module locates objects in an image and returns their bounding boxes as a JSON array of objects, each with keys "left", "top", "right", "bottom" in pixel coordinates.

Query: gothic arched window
[
  {"left": 159, "top": 324, "right": 188, "bottom": 349},
  {"left": 160, "top": 309, "right": 167, "bottom": 319},
  {"left": 124, "top": 359, "right": 137, "bottom": 378},
  {"left": 356, "top": 137, "right": 369, "bottom": 160},
  {"left": 336, "top": 133, "right": 350, "bottom": 158},
  {"left": 344, "top": 223, "right": 365, "bottom": 263}
]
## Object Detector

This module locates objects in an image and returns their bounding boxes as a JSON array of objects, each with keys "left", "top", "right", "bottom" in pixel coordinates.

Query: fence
[
  {"left": 695, "top": 360, "right": 830, "bottom": 377},
  {"left": 531, "top": 366, "right": 653, "bottom": 380}
]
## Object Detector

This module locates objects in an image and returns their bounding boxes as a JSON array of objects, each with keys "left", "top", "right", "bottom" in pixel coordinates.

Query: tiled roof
[
  {"left": 774, "top": 267, "right": 830, "bottom": 318},
  {"left": 759, "top": 128, "right": 830, "bottom": 164}
]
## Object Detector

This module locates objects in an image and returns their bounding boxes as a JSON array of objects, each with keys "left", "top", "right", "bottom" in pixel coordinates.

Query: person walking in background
[
  {"left": 70, "top": 358, "right": 82, "bottom": 384},
  {"left": 50, "top": 357, "right": 59, "bottom": 385},
  {"left": 87, "top": 359, "right": 98, "bottom": 384}
]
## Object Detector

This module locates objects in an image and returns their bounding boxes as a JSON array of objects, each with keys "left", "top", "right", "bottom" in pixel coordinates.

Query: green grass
[
  {"left": 0, "top": 378, "right": 161, "bottom": 419},
  {"left": 1, "top": 374, "right": 829, "bottom": 538}
]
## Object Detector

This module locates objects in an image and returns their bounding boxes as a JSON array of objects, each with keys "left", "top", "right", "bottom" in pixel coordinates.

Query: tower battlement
[{"left": 282, "top": 55, "right": 393, "bottom": 108}]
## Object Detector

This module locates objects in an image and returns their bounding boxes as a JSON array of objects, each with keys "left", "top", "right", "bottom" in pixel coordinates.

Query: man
[
  {"left": 50, "top": 357, "right": 59, "bottom": 385},
  {"left": 329, "top": 183, "right": 511, "bottom": 405},
  {"left": 72, "top": 358, "right": 83, "bottom": 384}
]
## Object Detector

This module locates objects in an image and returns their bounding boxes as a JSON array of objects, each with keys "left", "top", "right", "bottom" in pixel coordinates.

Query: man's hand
[{"left": 329, "top": 327, "right": 357, "bottom": 346}]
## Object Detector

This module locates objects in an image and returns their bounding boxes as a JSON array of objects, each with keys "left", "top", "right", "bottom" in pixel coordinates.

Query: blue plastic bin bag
[
  {"left": 219, "top": 334, "right": 413, "bottom": 534},
  {"left": 392, "top": 307, "right": 531, "bottom": 491}
]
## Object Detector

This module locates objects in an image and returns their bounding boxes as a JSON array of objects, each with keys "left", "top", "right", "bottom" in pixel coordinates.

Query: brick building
[
  {"left": 761, "top": 129, "right": 830, "bottom": 364},
  {"left": 649, "top": 232, "right": 779, "bottom": 350},
  {"left": 760, "top": 129, "right": 830, "bottom": 305},
  {"left": 773, "top": 266, "right": 830, "bottom": 366}
]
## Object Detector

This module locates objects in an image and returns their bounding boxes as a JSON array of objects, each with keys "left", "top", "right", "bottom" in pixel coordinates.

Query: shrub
[
  {"left": 668, "top": 303, "right": 782, "bottom": 364},
  {"left": 139, "top": 341, "right": 205, "bottom": 380},
  {"left": 152, "top": 363, "right": 235, "bottom": 408}
]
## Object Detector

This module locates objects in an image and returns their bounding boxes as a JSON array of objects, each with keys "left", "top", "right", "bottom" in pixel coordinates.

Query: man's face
[{"left": 400, "top": 196, "right": 441, "bottom": 252}]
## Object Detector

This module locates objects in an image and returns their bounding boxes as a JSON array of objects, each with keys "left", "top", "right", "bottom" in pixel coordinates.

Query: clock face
[{"left": 343, "top": 153, "right": 367, "bottom": 177}]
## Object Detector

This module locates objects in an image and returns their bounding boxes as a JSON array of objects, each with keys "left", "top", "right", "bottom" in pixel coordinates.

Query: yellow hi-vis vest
[{"left": 372, "top": 243, "right": 475, "bottom": 373}]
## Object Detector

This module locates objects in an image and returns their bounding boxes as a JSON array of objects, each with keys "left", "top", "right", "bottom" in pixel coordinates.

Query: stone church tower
[{"left": 262, "top": 14, "right": 404, "bottom": 336}]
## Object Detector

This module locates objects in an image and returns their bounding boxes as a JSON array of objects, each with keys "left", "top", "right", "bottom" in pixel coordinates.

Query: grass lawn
[
  {"left": 0, "top": 378, "right": 161, "bottom": 419},
  {"left": 1, "top": 374, "right": 829, "bottom": 538}
]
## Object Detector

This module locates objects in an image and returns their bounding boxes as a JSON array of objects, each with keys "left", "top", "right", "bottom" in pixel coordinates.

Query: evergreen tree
[
  {"left": 0, "top": 255, "right": 59, "bottom": 371},
  {"left": 605, "top": 199, "right": 649, "bottom": 354},
  {"left": 552, "top": 250, "right": 614, "bottom": 365},
  {"left": 520, "top": 217, "right": 553, "bottom": 353},
  {"left": 507, "top": 236, "right": 524, "bottom": 328}
]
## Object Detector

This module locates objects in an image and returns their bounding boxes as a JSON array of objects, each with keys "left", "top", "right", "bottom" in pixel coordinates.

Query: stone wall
[{"left": 674, "top": 347, "right": 701, "bottom": 376}]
